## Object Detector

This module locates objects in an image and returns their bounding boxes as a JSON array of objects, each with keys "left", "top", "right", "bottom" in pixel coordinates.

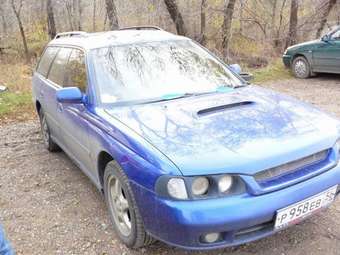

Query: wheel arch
[
  {"left": 35, "top": 100, "right": 42, "bottom": 114},
  {"left": 97, "top": 150, "right": 115, "bottom": 188},
  {"left": 292, "top": 52, "right": 313, "bottom": 67}
]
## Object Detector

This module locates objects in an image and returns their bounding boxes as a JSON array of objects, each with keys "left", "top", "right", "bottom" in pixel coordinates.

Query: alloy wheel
[
  {"left": 107, "top": 175, "right": 132, "bottom": 237},
  {"left": 294, "top": 60, "right": 307, "bottom": 77}
]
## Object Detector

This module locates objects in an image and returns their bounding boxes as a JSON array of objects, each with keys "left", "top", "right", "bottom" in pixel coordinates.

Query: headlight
[
  {"left": 167, "top": 178, "right": 188, "bottom": 199},
  {"left": 218, "top": 175, "right": 233, "bottom": 193},
  {"left": 156, "top": 174, "right": 244, "bottom": 200},
  {"left": 191, "top": 177, "right": 209, "bottom": 196}
]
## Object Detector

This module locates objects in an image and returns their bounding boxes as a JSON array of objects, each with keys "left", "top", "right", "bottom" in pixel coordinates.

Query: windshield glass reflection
[{"left": 91, "top": 40, "right": 243, "bottom": 104}]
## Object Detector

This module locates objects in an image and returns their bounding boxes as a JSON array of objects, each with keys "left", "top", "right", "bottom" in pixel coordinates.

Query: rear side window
[
  {"left": 64, "top": 49, "right": 87, "bottom": 92},
  {"left": 48, "top": 48, "right": 72, "bottom": 85},
  {"left": 37, "top": 47, "right": 59, "bottom": 77}
]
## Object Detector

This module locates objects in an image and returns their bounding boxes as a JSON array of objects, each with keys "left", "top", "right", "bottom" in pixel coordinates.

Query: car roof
[{"left": 48, "top": 29, "right": 188, "bottom": 51}]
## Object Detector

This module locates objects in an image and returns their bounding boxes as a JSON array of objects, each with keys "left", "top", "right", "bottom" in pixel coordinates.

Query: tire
[
  {"left": 38, "top": 109, "right": 60, "bottom": 152},
  {"left": 103, "top": 161, "right": 155, "bottom": 248},
  {"left": 292, "top": 56, "right": 311, "bottom": 79}
]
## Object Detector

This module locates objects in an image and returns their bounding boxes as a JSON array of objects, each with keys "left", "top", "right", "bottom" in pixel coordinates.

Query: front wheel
[
  {"left": 103, "top": 161, "right": 155, "bottom": 248},
  {"left": 292, "top": 56, "right": 311, "bottom": 79}
]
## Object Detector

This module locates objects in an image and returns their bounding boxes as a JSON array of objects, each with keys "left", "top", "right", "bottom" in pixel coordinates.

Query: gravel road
[{"left": 1, "top": 75, "right": 340, "bottom": 255}]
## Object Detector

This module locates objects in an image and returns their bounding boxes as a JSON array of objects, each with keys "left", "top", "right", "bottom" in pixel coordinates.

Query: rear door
[
  {"left": 313, "top": 29, "right": 340, "bottom": 73},
  {"left": 34, "top": 46, "right": 61, "bottom": 142},
  {"left": 44, "top": 47, "right": 73, "bottom": 145},
  {"left": 57, "top": 48, "right": 93, "bottom": 176}
]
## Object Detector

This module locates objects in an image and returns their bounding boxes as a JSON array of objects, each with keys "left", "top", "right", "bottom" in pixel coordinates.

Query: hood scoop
[{"left": 197, "top": 101, "right": 254, "bottom": 117}]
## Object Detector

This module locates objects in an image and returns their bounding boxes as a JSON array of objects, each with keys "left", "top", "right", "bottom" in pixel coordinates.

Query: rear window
[
  {"left": 36, "top": 47, "right": 59, "bottom": 77},
  {"left": 48, "top": 48, "right": 72, "bottom": 85}
]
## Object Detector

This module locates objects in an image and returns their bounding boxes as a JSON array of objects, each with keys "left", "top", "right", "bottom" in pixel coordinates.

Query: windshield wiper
[
  {"left": 138, "top": 93, "right": 197, "bottom": 104},
  {"left": 137, "top": 87, "right": 236, "bottom": 105}
]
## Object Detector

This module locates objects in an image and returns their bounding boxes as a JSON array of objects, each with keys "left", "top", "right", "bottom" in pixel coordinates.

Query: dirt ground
[{"left": 1, "top": 74, "right": 340, "bottom": 255}]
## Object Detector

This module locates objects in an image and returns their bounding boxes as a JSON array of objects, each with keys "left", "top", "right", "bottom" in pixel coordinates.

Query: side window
[
  {"left": 36, "top": 47, "right": 59, "bottom": 77},
  {"left": 331, "top": 30, "right": 340, "bottom": 40},
  {"left": 48, "top": 48, "right": 72, "bottom": 85},
  {"left": 64, "top": 49, "right": 87, "bottom": 92}
]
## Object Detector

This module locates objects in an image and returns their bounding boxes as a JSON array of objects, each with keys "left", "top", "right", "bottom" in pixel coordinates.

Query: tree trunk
[
  {"left": 47, "top": 0, "right": 57, "bottom": 39},
  {"left": 77, "top": 0, "right": 82, "bottom": 30},
  {"left": 65, "top": 2, "right": 74, "bottom": 30},
  {"left": 0, "top": 6, "right": 7, "bottom": 35},
  {"left": 200, "top": 0, "right": 207, "bottom": 45},
  {"left": 286, "top": 0, "right": 298, "bottom": 48},
  {"left": 93, "top": 0, "right": 96, "bottom": 31},
  {"left": 11, "top": 0, "right": 29, "bottom": 62},
  {"left": 315, "top": 0, "right": 337, "bottom": 38},
  {"left": 105, "top": 0, "right": 119, "bottom": 30},
  {"left": 164, "top": 0, "right": 187, "bottom": 35},
  {"left": 222, "top": 0, "right": 237, "bottom": 61}
]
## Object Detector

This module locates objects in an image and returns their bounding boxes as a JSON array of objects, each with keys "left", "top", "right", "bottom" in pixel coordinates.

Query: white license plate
[{"left": 275, "top": 185, "right": 337, "bottom": 230}]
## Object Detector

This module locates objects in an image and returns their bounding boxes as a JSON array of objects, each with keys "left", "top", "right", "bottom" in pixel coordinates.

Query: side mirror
[
  {"left": 321, "top": 34, "right": 330, "bottom": 42},
  {"left": 56, "top": 87, "right": 83, "bottom": 104},
  {"left": 229, "top": 64, "right": 242, "bottom": 74}
]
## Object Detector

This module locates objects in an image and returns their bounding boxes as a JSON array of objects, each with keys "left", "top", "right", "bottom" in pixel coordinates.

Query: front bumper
[
  {"left": 131, "top": 164, "right": 340, "bottom": 250},
  {"left": 282, "top": 54, "right": 292, "bottom": 68}
]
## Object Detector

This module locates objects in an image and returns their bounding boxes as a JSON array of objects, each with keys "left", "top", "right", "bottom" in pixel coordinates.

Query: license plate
[{"left": 275, "top": 185, "right": 337, "bottom": 230}]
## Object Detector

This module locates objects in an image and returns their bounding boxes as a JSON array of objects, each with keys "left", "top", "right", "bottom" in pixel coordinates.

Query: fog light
[{"left": 202, "top": 232, "right": 220, "bottom": 243}]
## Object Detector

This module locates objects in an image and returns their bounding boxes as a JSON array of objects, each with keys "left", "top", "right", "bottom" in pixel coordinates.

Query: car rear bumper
[
  {"left": 283, "top": 54, "right": 292, "bottom": 68},
  {"left": 131, "top": 163, "right": 340, "bottom": 250}
]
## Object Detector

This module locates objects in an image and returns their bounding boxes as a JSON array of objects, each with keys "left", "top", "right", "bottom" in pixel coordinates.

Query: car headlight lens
[
  {"left": 167, "top": 178, "right": 188, "bottom": 199},
  {"left": 156, "top": 174, "right": 244, "bottom": 200},
  {"left": 191, "top": 177, "right": 209, "bottom": 196},
  {"left": 218, "top": 175, "right": 233, "bottom": 193}
]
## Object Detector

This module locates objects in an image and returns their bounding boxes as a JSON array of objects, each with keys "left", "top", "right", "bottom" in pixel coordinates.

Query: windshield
[{"left": 91, "top": 40, "right": 243, "bottom": 104}]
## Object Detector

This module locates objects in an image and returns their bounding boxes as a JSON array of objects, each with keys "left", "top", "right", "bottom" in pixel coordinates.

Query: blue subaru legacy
[{"left": 32, "top": 27, "right": 340, "bottom": 250}]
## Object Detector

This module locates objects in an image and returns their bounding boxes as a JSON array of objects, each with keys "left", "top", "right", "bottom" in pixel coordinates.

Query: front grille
[{"left": 255, "top": 149, "right": 329, "bottom": 183}]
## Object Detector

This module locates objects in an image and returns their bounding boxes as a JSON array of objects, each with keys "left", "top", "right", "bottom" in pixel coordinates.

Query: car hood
[
  {"left": 104, "top": 86, "right": 339, "bottom": 176},
  {"left": 287, "top": 39, "right": 320, "bottom": 51}
]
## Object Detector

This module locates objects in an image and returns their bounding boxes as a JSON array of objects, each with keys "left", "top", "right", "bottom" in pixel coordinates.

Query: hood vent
[{"left": 197, "top": 101, "right": 254, "bottom": 117}]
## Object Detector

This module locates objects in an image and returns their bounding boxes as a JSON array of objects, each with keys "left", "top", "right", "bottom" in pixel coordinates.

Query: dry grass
[{"left": 0, "top": 58, "right": 35, "bottom": 124}]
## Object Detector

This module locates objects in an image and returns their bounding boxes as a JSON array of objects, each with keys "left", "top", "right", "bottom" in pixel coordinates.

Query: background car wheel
[
  {"left": 38, "top": 109, "right": 60, "bottom": 152},
  {"left": 104, "top": 161, "right": 155, "bottom": 248},
  {"left": 292, "top": 56, "right": 311, "bottom": 79}
]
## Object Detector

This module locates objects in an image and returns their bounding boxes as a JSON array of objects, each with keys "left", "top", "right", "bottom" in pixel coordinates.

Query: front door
[
  {"left": 57, "top": 48, "right": 93, "bottom": 178},
  {"left": 313, "top": 29, "right": 340, "bottom": 73}
]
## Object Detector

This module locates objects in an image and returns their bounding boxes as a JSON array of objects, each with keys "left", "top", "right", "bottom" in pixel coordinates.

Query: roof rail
[
  {"left": 118, "top": 26, "right": 163, "bottom": 31},
  {"left": 54, "top": 31, "right": 87, "bottom": 39}
]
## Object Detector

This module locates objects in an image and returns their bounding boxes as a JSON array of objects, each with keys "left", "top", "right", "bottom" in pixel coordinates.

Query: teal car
[{"left": 283, "top": 26, "right": 340, "bottom": 78}]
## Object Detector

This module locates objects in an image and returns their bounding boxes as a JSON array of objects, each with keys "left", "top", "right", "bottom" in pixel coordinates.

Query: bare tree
[
  {"left": 200, "top": 0, "right": 207, "bottom": 45},
  {"left": 47, "top": 0, "right": 56, "bottom": 39},
  {"left": 93, "top": 0, "right": 96, "bottom": 31},
  {"left": 105, "top": 0, "right": 119, "bottom": 30},
  {"left": 222, "top": 0, "right": 237, "bottom": 61},
  {"left": 0, "top": 5, "right": 7, "bottom": 35},
  {"left": 270, "top": 0, "right": 278, "bottom": 37},
  {"left": 315, "top": 0, "right": 337, "bottom": 38},
  {"left": 11, "top": 0, "right": 29, "bottom": 62},
  {"left": 77, "top": 0, "right": 83, "bottom": 30},
  {"left": 286, "top": 0, "right": 298, "bottom": 47},
  {"left": 164, "top": 0, "right": 187, "bottom": 35}
]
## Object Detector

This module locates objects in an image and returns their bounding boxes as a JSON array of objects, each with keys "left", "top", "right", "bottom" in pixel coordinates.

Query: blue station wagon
[{"left": 32, "top": 27, "right": 340, "bottom": 250}]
